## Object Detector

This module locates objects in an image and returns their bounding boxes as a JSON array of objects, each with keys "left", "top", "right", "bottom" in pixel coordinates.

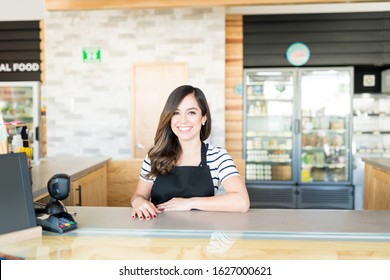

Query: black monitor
[{"left": 0, "top": 152, "right": 37, "bottom": 235}]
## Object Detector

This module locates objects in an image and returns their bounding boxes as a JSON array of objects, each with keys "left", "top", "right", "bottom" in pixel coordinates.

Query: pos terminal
[{"left": 35, "top": 174, "right": 78, "bottom": 234}]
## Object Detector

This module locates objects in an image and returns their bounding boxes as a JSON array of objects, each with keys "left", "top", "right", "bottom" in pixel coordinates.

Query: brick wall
[{"left": 43, "top": 7, "right": 225, "bottom": 158}]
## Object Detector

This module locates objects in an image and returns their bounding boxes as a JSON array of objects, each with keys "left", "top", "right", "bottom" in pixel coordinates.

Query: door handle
[{"left": 294, "top": 119, "right": 301, "bottom": 134}]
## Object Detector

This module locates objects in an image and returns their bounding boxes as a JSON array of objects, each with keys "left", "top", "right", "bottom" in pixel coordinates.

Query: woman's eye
[
  {"left": 188, "top": 111, "right": 196, "bottom": 115},
  {"left": 173, "top": 111, "right": 179, "bottom": 115}
]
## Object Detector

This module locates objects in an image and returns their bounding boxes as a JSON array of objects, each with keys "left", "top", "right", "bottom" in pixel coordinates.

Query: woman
[{"left": 131, "top": 85, "right": 249, "bottom": 220}]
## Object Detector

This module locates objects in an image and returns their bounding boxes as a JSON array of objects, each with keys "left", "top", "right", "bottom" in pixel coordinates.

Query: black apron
[{"left": 151, "top": 142, "right": 215, "bottom": 205}]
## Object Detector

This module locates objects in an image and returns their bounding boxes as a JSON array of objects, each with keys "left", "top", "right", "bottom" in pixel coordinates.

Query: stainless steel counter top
[
  {"left": 64, "top": 206, "right": 390, "bottom": 241},
  {"left": 363, "top": 158, "right": 390, "bottom": 173},
  {"left": 2, "top": 207, "right": 390, "bottom": 260},
  {"left": 31, "top": 157, "right": 111, "bottom": 199}
]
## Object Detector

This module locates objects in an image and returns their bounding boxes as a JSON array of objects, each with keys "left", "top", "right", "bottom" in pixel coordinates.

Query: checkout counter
[
  {"left": 31, "top": 156, "right": 111, "bottom": 202},
  {"left": 1, "top": 157, "right": 390, "bottom": 260},
  {"left": 363, "top": 158, "right": 390, "bottom": 210},
  {"left": 1, "top": 206, "right": 390, "bottom": 260}
]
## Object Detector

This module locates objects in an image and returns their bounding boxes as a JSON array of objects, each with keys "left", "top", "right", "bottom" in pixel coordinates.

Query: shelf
[
  {"left": 353, "top": 112, "right": 390, "bottom": 117},
  {"left": 246, "top": 160, "right": 292, "bottom": 164},
  {"left": 5, "top": 122, "right": 31, "bottom": 129},
  {"left": 2, "top": 114, "right": 33, "bottom": 120},
  {"left": 354, "top": 131, "right": 390, "bottom": 135},
  {"left": 356, "top": 148, "right": 390, "bottom": 154},
  {"left": 302, "top": 163, "right": 346, "bottom": 169},
  {"left": 302, "top": 115, "right": 349, "bottom": 118},
  {"left": 247, "top": 96, "right": 293, "bottom": 102},
  {"left": 247, "top": 113, "right": 292, "bottom": 117},
  {"left": 247, "top": 148, "right": 292, "bottom": 151},
  {"left": 0, "top": 96, "right": 33, "bottom": 101},
  {"left": 302, "top": 146, "right": 346, "bottom": 151},
  {"left": 353, "top": 93, "right": 390, "bottom": 100},
  {"left": 246, "top": 132, "right": 292, "bottom": 138},
  {"left": 302, "top": 129, "right": 346, "bottom": 134}
]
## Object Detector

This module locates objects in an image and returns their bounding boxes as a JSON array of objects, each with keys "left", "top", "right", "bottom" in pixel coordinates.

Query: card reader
[{"left": 36, "top": 212, "right": 77, "bottom": 234}]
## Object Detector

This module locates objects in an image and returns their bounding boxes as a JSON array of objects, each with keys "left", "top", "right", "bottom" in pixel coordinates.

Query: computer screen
[{"left": 0, "top": 152, "right": 36, "bottom": 235}]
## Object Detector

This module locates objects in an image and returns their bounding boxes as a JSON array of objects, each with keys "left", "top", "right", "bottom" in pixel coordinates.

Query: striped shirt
[{"left": 139, "top": 144, "right": 240, "bottom": 191}]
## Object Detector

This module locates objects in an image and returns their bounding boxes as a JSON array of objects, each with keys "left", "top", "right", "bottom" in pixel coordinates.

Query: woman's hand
[
  {"left": 156, "top": 197, "right": 193, "bottom": 212},
  {"left": 131, "top": 196, "right": 161, "bottom": 220}
]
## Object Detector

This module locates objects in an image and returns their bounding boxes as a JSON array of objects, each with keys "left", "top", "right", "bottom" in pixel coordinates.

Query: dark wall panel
[
  {"left": 0, "top": 21, "right": 41, "bottom": 81},
  {"left": 243, "top": 12, "right": 390, "bottom": 68},
  {"left": 0, "top": 72, "right": 40, "bottom": 82},
  {"left": 354, "top": 66, "right": 385, "bottom": 93}
]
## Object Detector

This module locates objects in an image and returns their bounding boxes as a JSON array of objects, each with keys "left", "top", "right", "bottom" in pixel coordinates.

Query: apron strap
[{"left": 200, "top": 142, "right": 208, "bottom": 167}]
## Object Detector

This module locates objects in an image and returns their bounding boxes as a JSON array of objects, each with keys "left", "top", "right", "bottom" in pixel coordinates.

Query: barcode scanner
[
  {"left": 36, "top": 173, "right": 78, "bottom": 233},
  {"left": 45, "top": 173, "right": 71, "bottom": 215}
]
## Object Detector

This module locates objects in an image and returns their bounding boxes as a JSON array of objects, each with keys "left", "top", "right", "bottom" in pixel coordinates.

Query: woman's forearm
[{"left": 189, "top": 192, "right": 249, "bottom": 212}]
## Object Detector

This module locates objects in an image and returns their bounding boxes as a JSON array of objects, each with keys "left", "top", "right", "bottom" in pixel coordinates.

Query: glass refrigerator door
[
  {"left": 0, "top": 82, "right": 41, "bottom": 159},
  {"left": 244, "top": 69, "right": 295, "bottom": 183},
  {"left": 299, "top": 68, "right": 353, "bottom": 184}
]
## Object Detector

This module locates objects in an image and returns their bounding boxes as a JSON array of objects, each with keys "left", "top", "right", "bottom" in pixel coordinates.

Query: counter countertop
[
  {"left": 1, "top": 207, "right": 390, "bottom": 260},
  {"left": 31, "top": 157, "right": 111, "bottom": 199},
  {"left": 363, "top": 158, "right": 390, "bottom": 173},
  {"left": 65, "top": 206, "right": 390, "bottom": 240}
]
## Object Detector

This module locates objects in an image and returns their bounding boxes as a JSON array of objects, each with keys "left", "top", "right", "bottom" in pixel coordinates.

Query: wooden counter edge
[{"left": 0, "top": 226, "right": 42, "bottom": 247}]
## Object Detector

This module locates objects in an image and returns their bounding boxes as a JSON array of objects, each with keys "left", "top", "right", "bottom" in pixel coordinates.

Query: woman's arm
[
  {"left": 156, "top": 174, "right": 250, "bottom": 213},
  {"left": 130, "top": 179, "right": 161, "bottom": 220}
]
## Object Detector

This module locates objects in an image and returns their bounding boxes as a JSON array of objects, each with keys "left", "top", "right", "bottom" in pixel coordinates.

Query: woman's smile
[
  {"left": 171, "top": 94, "right": 206, "bottom": 141},
  {"left": 177, "top": 126, "right": 192, "bottom": 132}
]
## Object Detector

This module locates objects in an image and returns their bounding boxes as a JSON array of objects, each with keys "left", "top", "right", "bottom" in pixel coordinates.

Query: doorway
[{"left": 132, "top": 63, "right": 188, "bottom": 158}]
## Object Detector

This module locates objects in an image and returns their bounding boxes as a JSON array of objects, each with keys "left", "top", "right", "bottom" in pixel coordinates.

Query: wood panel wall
[
  {"left": 45, "top": 0, "right": 386, "bottom": 10},
  {"left": 39, "top": 20, "right": 45, "bottom": 84},
  {"left": 107, "top": 159, "right": 143, "bottom": 207},
  {"left": 40, "top": 20, "right": 46, "bottom": 157},
  {"left": 225, "top": 14, "right": 243, "bottom": 160}
]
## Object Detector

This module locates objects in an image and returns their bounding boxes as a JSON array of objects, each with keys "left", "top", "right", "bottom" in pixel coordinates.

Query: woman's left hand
[{"left": 156, "top": 197, "right": 193, "bottom": 211}]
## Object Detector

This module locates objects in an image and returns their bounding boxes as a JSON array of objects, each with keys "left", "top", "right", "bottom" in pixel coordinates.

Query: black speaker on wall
[{"left": 354, "top": 66, "right": 385, "bottom": 94}]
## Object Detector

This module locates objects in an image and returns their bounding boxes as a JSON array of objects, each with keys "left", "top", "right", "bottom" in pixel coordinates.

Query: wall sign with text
[
  {"left": 0, "top": 62, "right": 40, "bottom": 73},
  {"left": 0, "top": 62, "right": 41, "bottom": 81}
]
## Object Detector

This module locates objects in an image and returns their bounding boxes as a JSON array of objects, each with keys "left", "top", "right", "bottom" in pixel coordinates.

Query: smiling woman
[{"left": 130, "top": 85, "right": 250, "bottom": 220}]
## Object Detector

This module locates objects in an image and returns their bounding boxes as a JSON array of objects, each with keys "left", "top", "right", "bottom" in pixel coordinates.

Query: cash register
[{"left": 35, "top": 173, "right": 78, "bottom": 234}]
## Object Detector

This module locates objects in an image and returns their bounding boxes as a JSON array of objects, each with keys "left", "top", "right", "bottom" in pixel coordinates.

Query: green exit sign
[{"left": 82, "top": 47, "right": 101, "bottom": 62}]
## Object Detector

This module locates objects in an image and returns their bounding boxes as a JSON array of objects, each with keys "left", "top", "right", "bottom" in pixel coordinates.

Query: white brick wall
[{"left": 43, "top": 8, "right": 226, "bottom": 159}]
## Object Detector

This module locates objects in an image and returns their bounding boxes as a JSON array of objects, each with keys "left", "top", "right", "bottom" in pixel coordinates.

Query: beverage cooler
[
  {"left": 243, "top": 67, "right": 354, "bottom": 209},
  {"left": 0, "top": 81, "right": 41, "bottom": 160}
]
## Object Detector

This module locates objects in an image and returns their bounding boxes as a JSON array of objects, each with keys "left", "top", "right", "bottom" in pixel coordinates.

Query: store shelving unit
[
  {"left": 244, "top": 67, "right": 354, "bottom": 209},
  {"left": 352, "top": 93, "right": 390, "bottom": 209}
]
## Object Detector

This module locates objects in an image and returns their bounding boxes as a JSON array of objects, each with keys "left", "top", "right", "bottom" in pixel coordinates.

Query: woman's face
[{"left": 170, "top": 94, "right": 207, "bottom": 143}]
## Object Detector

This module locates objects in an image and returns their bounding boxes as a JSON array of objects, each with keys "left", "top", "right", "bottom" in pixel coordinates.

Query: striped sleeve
[
  {"left": 139, "top": 156, "right": 155, "bottom": 182},
  {"left": 206, "top": 145, "right": 240, "bottom": 187}
]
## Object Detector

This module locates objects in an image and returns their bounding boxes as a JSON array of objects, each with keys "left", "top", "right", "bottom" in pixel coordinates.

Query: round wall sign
[{"left": 286, "top": 42, "right": 310, "bottom": 66}]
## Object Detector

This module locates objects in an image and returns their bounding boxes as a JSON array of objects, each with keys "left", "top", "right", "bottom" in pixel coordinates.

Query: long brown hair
[{"left": 147, "top": 85, "right": 212, "bottom": 177}]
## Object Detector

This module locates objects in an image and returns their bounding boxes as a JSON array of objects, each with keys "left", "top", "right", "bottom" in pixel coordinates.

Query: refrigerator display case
[
  {"left": 244, "top": 67, "right": 354, "bottom": 209},
  {"left": 244, "top": 69, "right": 295, "bottom": 183},
  {"left": 0, "top": 82, "right": 41, "bottom": 160},
  {"left": 353, "top": 93, "right": 390, "bottom": 157},
  {"left": 352, "top": 93, "right": 390, "bottom": 209}
]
